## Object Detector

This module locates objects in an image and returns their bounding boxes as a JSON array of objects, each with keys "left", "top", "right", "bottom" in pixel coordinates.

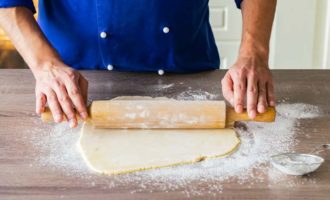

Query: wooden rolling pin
[{"left": 41, "top": 100, "right": 276, "bottom": 129}]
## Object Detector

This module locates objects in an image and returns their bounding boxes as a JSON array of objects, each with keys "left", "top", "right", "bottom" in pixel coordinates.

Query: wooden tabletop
[{"left": 0, "top": 69, "right": 329, "bottom": 199}]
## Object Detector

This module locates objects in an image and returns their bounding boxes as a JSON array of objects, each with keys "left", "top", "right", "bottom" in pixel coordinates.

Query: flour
[
  {"left": 28, "top": 99, "right": 321, "bottom": 197},
  {"left": 176, "top": 89, "right": 219, "bottom": 100},
  {"left": 30, "top": 122, "right": 88, "bottom": 175},
  {"left": 151, "top": 83, "right": 175, "bottom": 91}
]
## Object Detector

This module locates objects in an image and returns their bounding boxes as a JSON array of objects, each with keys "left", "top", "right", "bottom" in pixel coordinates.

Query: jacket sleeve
[
  {"left": 0, "top": 0, "right": 36, "bottom": 13},
  {"left": 235, "top": 0, "right": 244, "bottom": 9}
]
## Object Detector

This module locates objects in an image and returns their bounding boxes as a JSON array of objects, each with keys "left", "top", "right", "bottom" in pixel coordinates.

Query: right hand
[{"left": 33, "top": 61, "right": 88, "bottom": 128}]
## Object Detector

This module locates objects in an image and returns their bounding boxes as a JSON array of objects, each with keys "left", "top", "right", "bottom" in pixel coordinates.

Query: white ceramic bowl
[{"left": 270, "top": 153, "right": 324, "bottom": 175}]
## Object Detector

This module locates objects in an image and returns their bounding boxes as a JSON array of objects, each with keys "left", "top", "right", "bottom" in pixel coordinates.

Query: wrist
[
  {"left": 236, "top": 40, "right": 270, "bottom": 69},
  {"left": 29, "top": 56, "right": 64, "bottom": 79},
  {"left": 28, "top": 50, "right": 62, "bottom": 74},
  {"left": 239, "top": 32, "right": 269, "bottom": 61},
  {"left": 238, "top": 44, "right": 269, "bottom": 67}
]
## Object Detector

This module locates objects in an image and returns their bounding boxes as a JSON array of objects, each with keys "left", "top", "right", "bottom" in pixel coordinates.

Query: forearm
[
  {"left": 239, "top": 0, "right": 277, "bottom": 60},
  {"left": 0, "top": 7, "right": 60, "bottom": 74},
  {"left": 221, "top": 0, "right": 276, "bottom": 117}
]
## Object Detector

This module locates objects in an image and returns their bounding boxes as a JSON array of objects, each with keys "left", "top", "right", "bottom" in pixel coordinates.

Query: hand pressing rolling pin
[
  {"left": 221, "top": 0, "right": 276, "bottom": 119},
  {"left": 0, "top": 0, "right": 276, "bottom": 127}
]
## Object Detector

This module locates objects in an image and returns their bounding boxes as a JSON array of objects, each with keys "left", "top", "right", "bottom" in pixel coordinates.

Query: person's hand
[
  {"left": 221, "top": 55, "right": 275, "bottom": 119},
  {"left": 33, "top": 61, "right": 88, "bottom": 128}
]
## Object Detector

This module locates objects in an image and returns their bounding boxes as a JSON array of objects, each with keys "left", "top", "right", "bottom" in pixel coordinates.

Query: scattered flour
[
  {"left": 28, "top": 100, "right": 321, "bottom": 197},
  {"left": 30, "top": 123, "right": 88, "bottom": 175},
  {"left": 176, "top": 89, "right": 219, "bottom": 100},
  {"left": 151, "top": 83, "right": 175, "bottom": 91}
]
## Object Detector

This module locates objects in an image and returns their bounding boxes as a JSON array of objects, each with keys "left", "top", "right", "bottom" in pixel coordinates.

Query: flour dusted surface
[{"left": 28, "top": 91, "right": 321, "bottom": 197}]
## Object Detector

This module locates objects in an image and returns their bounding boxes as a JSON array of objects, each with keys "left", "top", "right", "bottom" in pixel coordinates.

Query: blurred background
[{"left": 0, "top": 0, "right": 329, "bottom": 69}]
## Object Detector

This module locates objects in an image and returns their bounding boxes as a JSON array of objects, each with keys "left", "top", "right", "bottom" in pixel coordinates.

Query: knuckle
[
  {"left": 66, "top": 70, "right": 78, "bottom": 80},
  {"left": 259, "top": 87, "right": 266, "bottom": 94},
  {"left": 231, "top": 70, "right": 240, "bottom": 78},
  {"left": 75, "top": 101, "right": 85, "bottom": 110},
  {"left": 70, "top": 88, "right": 80, "bottom": 96},
  {"left": 43, "top": 88, "right": 53, "bottom": 96},
  {"left": 59, "top": 95, "right": 70, "bottom": 103},
  {"left": 250, "top": 75, "right": 257, "bottom": 81},
  {"left": 237, "top": 84, "right": 245, "bottom": 92},
  {"left": 249, "top": 70, "right": 257, "bottom": 78},
  {"left": 236, "top": 70, "right": 245, "bottom": 78},
  {"left": 248, "top": 86, "right": 258, "bottom": 94},
  {"left": 235, "top": 97, "right": 244, "bottom": 103},
  {"left": 47, "top": 93, "right": 57, "bottom": 101},
  {"left": 50, "top": 78, "right": 61, "bottom": 86}
]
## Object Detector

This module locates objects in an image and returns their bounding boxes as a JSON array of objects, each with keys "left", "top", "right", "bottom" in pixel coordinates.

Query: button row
[
  {"left": 101, "top": 26, "right": 168, "bottom": 75},
  {"left": 106, "top": 64, "right": 165, "bottom": 75},
  {"left": 99, "top": 26, "right": 170, "bottom": 39}
]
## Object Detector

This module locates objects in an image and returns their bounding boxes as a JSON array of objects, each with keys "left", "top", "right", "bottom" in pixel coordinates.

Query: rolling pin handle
[{"left": 226, "top": 106, "right": 276, "bottom": 127}]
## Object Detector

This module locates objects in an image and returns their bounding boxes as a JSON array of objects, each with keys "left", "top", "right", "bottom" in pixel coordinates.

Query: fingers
[
  {"left": 247, "top": 74, "right": 258, "bottom": 119},
  {"left": 221, "top": 74, "right": 234, "bottom": 106},
  {"left": 45, "top": 89, "right": 63, "bottom": 123},
  {"left": 65, "top": 76, "right": 88, "bottom": 120},
  {"left": 52, "top": 82, "right": 77, "bottom": 128},
  {"left": 226, "top": 56, "right": 275, "bottom": 119},
  {"left": 233, "top": 74, "right": 246, "bottom": 113},
  {"left": 257, "top": 81, "right": 267, "bottom": 114},
  {"left": 267, "top": 81, "right": 276, "bottom": 106},
  {"left": 36, "top": 91, "right": 46, "bottom": 115},
  {"left": 34, "top": 64, "right": 89, "bottom": 128}
]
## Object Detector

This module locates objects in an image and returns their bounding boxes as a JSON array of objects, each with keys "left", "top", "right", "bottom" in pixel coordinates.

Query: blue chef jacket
[{"left": 0, "top": 0, "right": 243, "bottom": 73}]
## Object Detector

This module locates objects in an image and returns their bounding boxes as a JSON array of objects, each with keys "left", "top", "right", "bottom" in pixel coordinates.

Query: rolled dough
[{"left": 78, "top": 97, "right": 240, "bottom": 175}]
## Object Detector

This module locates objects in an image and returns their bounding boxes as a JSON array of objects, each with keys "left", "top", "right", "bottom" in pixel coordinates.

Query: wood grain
[{"left": 0, "top": 69, "right": 330, "bottom": 199}]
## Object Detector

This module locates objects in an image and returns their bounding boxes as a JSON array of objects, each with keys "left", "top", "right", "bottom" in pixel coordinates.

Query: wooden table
[{"left": 0, "top": 69, "right": 329, "bottom": 199}]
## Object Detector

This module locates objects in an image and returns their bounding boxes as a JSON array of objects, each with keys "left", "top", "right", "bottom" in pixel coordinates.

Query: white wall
[
  {"left": 209, "top": 0, "right": 330, "bottom": 69},
  {"left": 209, "top": 0, "right": 242, "bottom": 69}
]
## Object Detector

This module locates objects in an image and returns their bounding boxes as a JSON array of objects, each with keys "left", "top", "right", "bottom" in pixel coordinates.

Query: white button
[
  {"left": 100, "top": 31, "right": 107, "bottom": 39},
  {"left": 158, "top": 69, "right": 165, "bottom": 75},
  {"left": 107, "top": 64, "right": 114, "bottom": 71},
  {"left": 163, "top": 27, "right": 170, "bottom": 34}
]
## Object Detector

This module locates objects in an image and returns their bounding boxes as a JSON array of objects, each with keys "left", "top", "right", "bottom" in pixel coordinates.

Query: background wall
[
  {"left": 0, "top": 0, "right": 329, "bottom": 69},
  {"left": 210, "top": 0, "right": 330, "bottom": 69}
]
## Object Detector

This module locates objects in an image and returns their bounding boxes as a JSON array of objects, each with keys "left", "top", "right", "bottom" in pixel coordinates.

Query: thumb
[
  {"left": 36, "top": 91, "right": 46, "bottom": 115},
  {"left": 221, "top": 74, "right": 234, "bottom": 106}
]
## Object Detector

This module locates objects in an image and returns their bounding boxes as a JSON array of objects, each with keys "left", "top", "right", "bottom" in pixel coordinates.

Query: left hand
[{"left": 221, "top": 54, "right": 275, "bottom": 119}]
